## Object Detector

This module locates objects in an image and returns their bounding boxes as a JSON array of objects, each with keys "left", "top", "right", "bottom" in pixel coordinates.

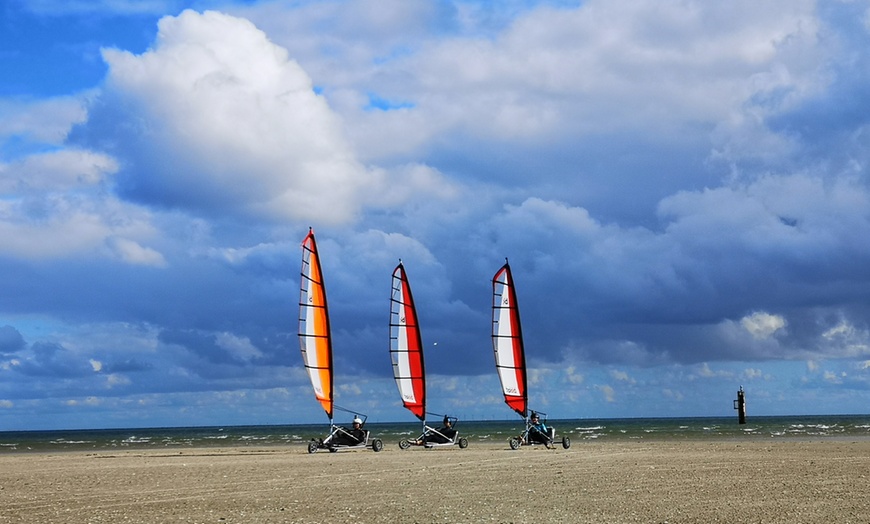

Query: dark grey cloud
[
  {"left": 103, "top": 358, "right": 153, "bottom": 373},
  {"left": 17, "top": 341, "right": 93, "bottom": 378},
  {"left": 0, "top": 325, "right": 26, "bottom": 355}
]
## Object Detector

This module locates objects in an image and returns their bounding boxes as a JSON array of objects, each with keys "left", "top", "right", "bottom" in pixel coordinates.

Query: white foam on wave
[{"left": 122, "top": 436, "right": 151, "bottom": 444}]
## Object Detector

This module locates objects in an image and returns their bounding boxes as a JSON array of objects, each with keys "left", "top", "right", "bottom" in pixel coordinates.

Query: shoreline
[{"left": 4, "top": 430, "right": 870, "bottom": 456}]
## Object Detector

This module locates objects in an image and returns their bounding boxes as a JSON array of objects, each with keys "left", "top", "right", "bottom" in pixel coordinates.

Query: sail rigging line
[
  {"left": 491, "top": 259, "right": 529, "bottom": 419},
  {"left": 298, "top": 228, "right": 334, "bottom": 421},
  {"left": 333, "top": 405, "right": 367, "bottom": 418},
  {"left": 389, "top": 261, "right": 427, "bottom": 422}
]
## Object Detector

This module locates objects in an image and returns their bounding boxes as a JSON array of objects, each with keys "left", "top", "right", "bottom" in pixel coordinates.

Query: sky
[{"left": 2, "top": 0, "right": 870, "bottom": 431}]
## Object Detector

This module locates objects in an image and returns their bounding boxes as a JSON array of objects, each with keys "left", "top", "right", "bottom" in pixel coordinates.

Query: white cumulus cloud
[
  {"left": 100, "top": 9, "right": 399, "bottom": 225},
  {"left": 741, "top": 312, "right": 787, "bottom": 339}
]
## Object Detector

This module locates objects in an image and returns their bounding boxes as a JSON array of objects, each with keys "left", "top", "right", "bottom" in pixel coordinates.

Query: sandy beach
[{"left": 2, "top": 439, "right": 869, "bottom": 523}]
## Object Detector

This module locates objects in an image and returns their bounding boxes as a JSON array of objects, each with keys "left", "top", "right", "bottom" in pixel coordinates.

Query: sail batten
[
  {"left": 298, "top": 230, "right": 334, "bottom": 420},
  {"left": 491, "top": 262, "right": 528, "bottom": 418},
  {"left": 389, "top": 262, "right": 426, "bottom": 421}
]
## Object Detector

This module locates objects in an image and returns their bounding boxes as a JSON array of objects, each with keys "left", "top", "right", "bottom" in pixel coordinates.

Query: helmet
[{"left": 352, "top": 417, "right": 362, "bottom": 425}]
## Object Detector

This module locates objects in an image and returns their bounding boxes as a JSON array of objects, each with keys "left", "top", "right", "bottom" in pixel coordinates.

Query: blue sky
[{"left": 2, "top": 0, "right": 870, "bottom": 430}]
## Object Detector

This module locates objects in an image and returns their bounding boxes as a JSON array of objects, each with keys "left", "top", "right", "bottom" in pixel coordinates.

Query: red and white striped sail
[
  {"left": 389, "top": 262, "right": 426, "bottom": 421},
  {"left": 491, "top": 261, "right": 528, "bottom": 418},
  {"left": 298, "top": 229, "right": 334, "bottom": 420}
]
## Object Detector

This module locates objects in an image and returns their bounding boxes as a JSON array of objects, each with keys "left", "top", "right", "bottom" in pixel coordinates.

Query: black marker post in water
[{"left": 733, "top": 386, "right": 746, "bottom": 424}]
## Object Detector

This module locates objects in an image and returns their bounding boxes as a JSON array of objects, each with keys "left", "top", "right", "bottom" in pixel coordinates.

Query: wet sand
[{"left": 2, "top": 439, "right": 869, "bottom": 523}]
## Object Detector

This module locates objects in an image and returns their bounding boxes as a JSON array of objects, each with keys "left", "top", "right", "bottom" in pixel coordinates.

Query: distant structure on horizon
[{"left": 733, "top": 386, "right": 746, "bottom": 424}]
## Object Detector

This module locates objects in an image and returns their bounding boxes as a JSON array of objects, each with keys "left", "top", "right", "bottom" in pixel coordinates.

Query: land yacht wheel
[
  {"left": 372, "top": 439, "right": 383, "bottom": 452},
  {"left": 458, "top": 437, "right": 468, "bottom": 449},
  {"left": 399, "top": 439, "right": 411, "bottom": 450},
  {"left": 509, "top": 437, "right": 521, "bottom": 450},
  {"left": 307, "top": 441, "right": 318, "bottom": 454},
  {"left": 562, "top": 436, "right": 571, "bottom": 449}
]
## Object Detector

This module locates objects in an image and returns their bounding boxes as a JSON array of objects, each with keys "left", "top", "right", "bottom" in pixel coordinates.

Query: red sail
[
  {"left": 491, "top": 262, "right": 528, "bottom": 418},
  {"left": 389, "top": 262, "right": 426, "bottom": 421}
]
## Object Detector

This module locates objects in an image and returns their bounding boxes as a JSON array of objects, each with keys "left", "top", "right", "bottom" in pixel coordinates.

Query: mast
[
  {"left": 389, "top": 262, "right": 427, "bottom": 422},
  {"left": 298, "top": 229, "right": 334, "bottom": 421},
  {"left": 491, "top": 260, "right": 528, "bottom": 419}
]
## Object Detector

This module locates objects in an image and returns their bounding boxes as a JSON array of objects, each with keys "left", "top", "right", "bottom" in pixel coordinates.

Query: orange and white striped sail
[
  {"left": 389, "top": 262, "right": 426, "bottom": 421},
  {"left": 298, "top": 229, "right": 333, "bottom": 420},
  {"left": 491, "top": 261, "right": 528, "bottom": 418}
]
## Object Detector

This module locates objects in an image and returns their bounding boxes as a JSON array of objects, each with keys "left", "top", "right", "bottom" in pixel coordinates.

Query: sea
[{"left": 3, "top": 415, "right": 870, "bottom": 453}]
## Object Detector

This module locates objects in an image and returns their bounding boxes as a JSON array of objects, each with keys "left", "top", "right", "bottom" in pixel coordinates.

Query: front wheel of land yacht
[
  {"left": 509, "top": 437, "right": 521, "bottom": 450},
  {"left": 562, "top": 436, "right": 571, "bottom": 449},
  {"left": 398, "top": 439, "right": 411, "bottom": 450},
  {"left": 372, "top": 439, "right": 383, "bottom": 452},
  {"left": 307, "top": 441, "right": 318, "bottom": 454},
  {"left": 458, "top": 437, "right": 468, "bottom": 449}
]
